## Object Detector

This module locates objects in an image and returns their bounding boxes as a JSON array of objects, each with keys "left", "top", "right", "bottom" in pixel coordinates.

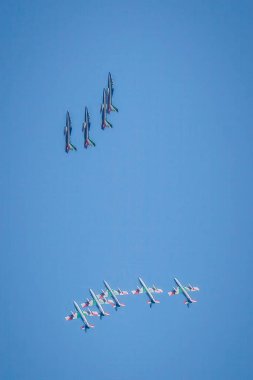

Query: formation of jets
[
  {"left": 64, "top": 72, "right": 118, "bottom": 153},
  {"left": 65, "top": 277, "right": 200, "bottom": 333}
]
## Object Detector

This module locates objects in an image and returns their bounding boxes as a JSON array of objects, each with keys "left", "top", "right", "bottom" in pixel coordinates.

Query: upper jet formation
[
  {"left": 168, "top": 278, "right": 199, "bottom": 307},
  {"left": 82, "top": 107, "right": 95, "bottom": 148},
  {"left": 64, "top": 111, "right": 77, "bottom": 153},
  {"left": 132, "top": 277, "right": 163, "bottom": 307}
]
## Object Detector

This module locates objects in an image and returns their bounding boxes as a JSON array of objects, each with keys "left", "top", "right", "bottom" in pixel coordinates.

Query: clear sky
[{"left": 1, "top": 1, "right": 253, "bottom": 379}]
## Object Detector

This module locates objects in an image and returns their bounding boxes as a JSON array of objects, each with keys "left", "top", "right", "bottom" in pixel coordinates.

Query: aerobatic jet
[
  {"left": 132, "top": 277, "right": 163, "bottom": 307},
  {"left": 82, "top": 289, "right": 110, "bottom": 319},
  {"left": 67, "top": 301, "right": 95, "bottom": 332},
  {"left": 100, "top": 89, "right": 112, "bottom": 129},
  {"left": 106, "top": 72, "right": 118, "bottom": 113},
  {"left": 82, "top": 107, "right": 95, "bottom": 149},
  {"left": 99, "top": 280, "right": 128, "bottom": 311},
  {"left": 168, "top": 278, "right": 199, "bottom": 307},
  {"left": 64, "top": 111, "right": 77, "bottom": 153}
]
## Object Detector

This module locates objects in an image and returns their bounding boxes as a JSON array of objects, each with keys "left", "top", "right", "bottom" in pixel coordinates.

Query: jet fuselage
[
  {"left": 73, "top": 301, "right": 91, "bottom": 327},
  {"left": 174, "top": 278, "right": 193, "bottom": 303},
  {"left": 138, "top": 277, "right": 157, "bottom": 304},
  {"left": 89, "top": 288, "right": 108, "bottom": 317},
  {"left": 103, "top": 280, "right": 121, "bottom": 307}
]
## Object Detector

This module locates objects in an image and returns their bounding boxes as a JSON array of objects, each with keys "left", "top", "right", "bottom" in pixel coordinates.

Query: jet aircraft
[
  {"left": 168, "top": 278, "right": 199, "bottom": 307},
  {"left": 67, "top": 301, "right": 95, "bottom": 332},
  {"left": 82, "top": 289, "right": 110, "bottom": 319},
  {"left": 82, "top": 107, "right": 95, "bottom": 148},
  {"left": 132, "top": 277, "right": 163, "bottom": 307},
  {"left": 106, "top": 72, "right": 118, "bottom": 113},
  {"left": 64, "top": 111, "right": 77, "bottom": 153},
  {"left": 99, "top": 280, "right": 128, "bottom": 310},
  {"left": 100, "top": 89, "right": 112, "bottom": 129}
]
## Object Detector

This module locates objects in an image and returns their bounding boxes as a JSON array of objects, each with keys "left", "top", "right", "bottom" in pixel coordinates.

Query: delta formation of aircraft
[
  {"left": 64, "top": 72, "right": 118, "bottom": 153},
  {"left": 65, "top": 277, "right": 200, "bottom": 333}
]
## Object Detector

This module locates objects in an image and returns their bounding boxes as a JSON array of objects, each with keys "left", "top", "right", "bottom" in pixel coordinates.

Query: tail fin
[
  {"left": 115, "top": 303, "right": 126, "bottom": 311},
  {"left": 102, "top": 120, "right": 113, "bottom": 129},
  {"left": 99, "top": 311, "right": 110, "bottom": 319},
  {"left": 85, "top": 139, "right": 96, "bottom": 148},
  {"left": 147, "top": 300, "right": 160, "bottom": 308},
  {"left": 108, "top": 104, "right": 118, "bottom": 113},
  {"left": 81, "top": 324, "right": 95, "bottom": 332},
  {"left": 67, "top": 143, "right": 77, "bottom": 151},
  {"left": 184, "top": 299, "right": 197, "bottom": 308}
]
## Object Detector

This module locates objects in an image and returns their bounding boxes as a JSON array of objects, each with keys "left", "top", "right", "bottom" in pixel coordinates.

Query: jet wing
[
  {"left": 132, "top": 286, "right": 163, "bottom": 295},
  {"left": 100, "top": 289, "right": 128, "bottom": 298},
  {"left": 148, "top": 286, "right": 163, "bottom": 294},
  {"left": 65, "top": 309, "right": 99, "bottom": 320},
  {"left": 65, "top": 312, "right": 78, "bottom": 321},
  {"left": 81, "top": 297, "right": 108, "bottom": 308},
  {"left": 131, "top": 287, "right": 144, "bottom": 295},
  {"left": 168, "top": 285, "right": 199, "bottom": 296},
  {"left": 184, "top": 285, "right": 200, "bottom": 292},
  {"left": 168, "top": 287, "right": 180, "bottom": 296}
]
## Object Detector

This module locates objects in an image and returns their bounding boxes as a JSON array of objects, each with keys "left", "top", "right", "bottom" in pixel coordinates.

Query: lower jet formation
[
  {"left": 132, "top": 277, "right": 163, "bottom": 307},
  {"left": 68, "top": 301, "right": 95, "bottom": 332},
  {"left": 99, "top": 280, "right": 128, "bottom": 311},
  {"left": 64, "top": 111, "right": 77, "bottom": 153},
  {"left": 168, "top": 278, "right": 200, "bottom": 307},
  {"left": 82, "top": 107, "right": 95, "bottom": 148},
  {"left": 82, "top": 289, "right": 110, "bottom": 319},
  {"left": 101, "top": 89, "right": 112, "bottom": 129}
]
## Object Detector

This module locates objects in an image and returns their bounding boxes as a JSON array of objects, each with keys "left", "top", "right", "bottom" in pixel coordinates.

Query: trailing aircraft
[
  {"left": 64, "top": 111, "right": 77, "bottom": 153},
  {"left": 99, "top": 280, "right": 128, "bottom": 310},
  {"left": 132, "top": 277, "right": 163, "bottom": 307},
  {"left": 67, "top": 301, "right": 95, "bottom": 332},
  {"left": 82, "top": 289, "right": 110, "bottom": 319},
  {"left": 107, "top": 72, "right": 118, "bottom": 113},
  {"left": 100, "top": 89, "right": 112, "bottom": 129},
  {"left": 82, "top": 107, "right": 95, "bottom": 148},
  {"left": 168, "top": 278, "right": 199, "bottom": 307}
]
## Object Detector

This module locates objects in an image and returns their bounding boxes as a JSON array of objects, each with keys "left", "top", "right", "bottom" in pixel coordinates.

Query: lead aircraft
[
  {"left": 168, "top": 278, "right": 200, "bottom": 307},
  {"left": 106, "top": 72, "right": 118, "bottom": 113},
  {"left": 64, "top": 111, "right": 77, "bottom": 153},
  {"left": 82, "top": 107, "right": 95, "bottom": 148},
  {"left": 67, "top": 301, "right": 95, "bottom": 332},
  {"left": 99, "top": 280, "right": 128, "bottom": 311},
  {"left": 132, "top": 277, "right": 163, "bottom": 307},
  {"left": 82, "top": 289, "right": 110, "bottom": 319}
]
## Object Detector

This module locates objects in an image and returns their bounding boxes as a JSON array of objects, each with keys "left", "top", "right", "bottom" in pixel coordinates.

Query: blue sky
[{"left": 1, "top": 1, "right": 253, "bottom": 379}]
